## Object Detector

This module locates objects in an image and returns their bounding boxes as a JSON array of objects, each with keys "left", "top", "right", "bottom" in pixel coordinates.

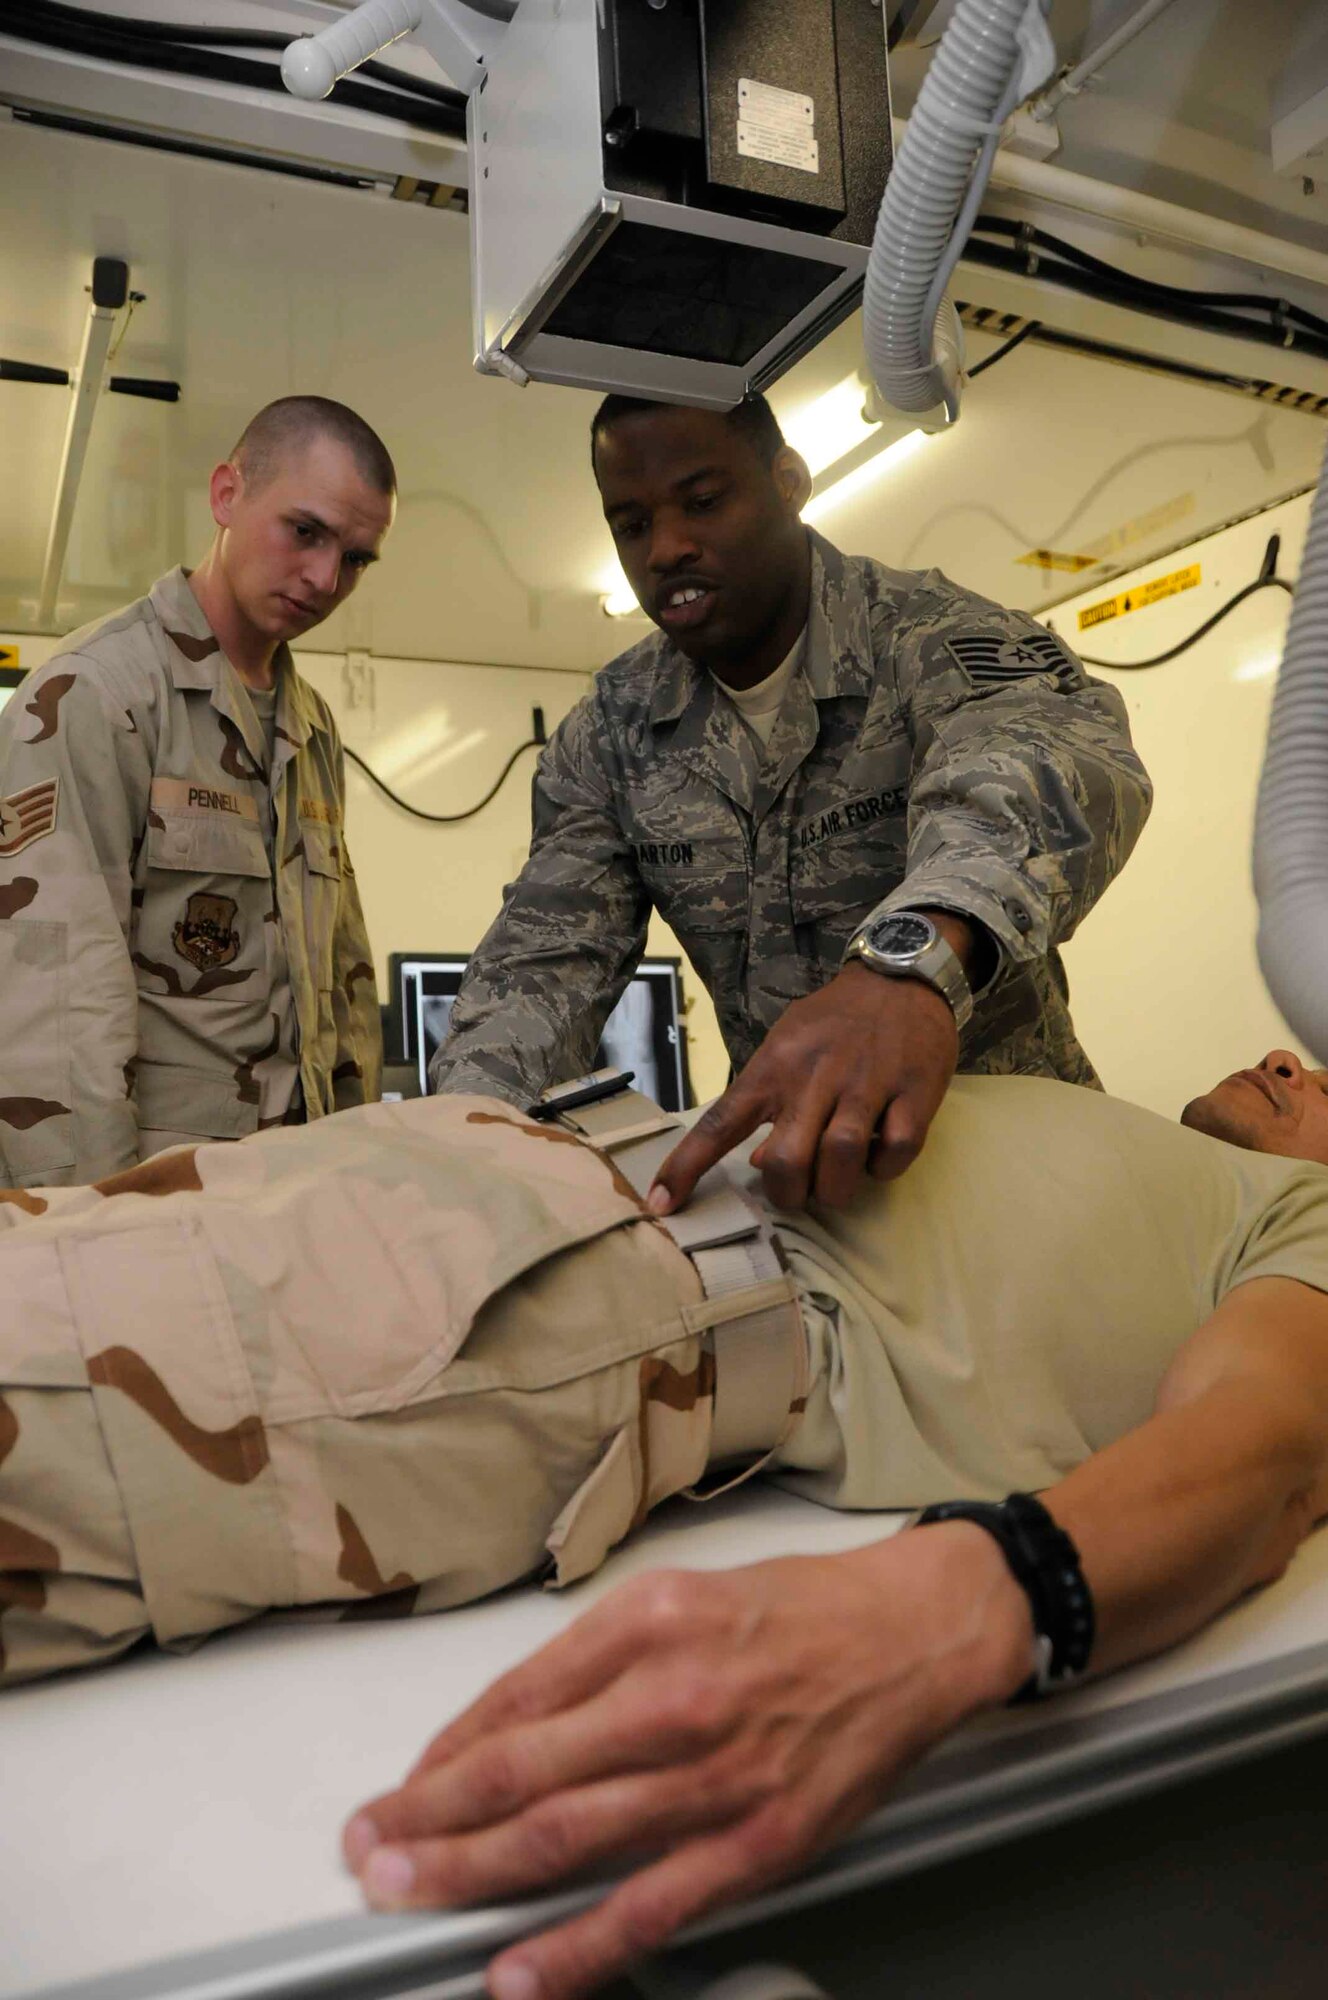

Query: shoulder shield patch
[{"left": 0, "top": 777, "right": 59, "bottom": 857}]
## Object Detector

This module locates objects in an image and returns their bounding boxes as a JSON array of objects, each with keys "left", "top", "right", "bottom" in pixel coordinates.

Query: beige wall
[{"left": 1056, "top": 489, "right": 1312, "bottom": 1118}]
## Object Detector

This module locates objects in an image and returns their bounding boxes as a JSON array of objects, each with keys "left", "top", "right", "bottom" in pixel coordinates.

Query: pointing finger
[{"left": 649, "top": 1083, "right": 768, "bottom": 1214}]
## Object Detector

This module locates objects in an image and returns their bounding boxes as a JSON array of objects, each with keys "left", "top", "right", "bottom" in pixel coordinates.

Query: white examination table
[{"left": 6, "top": 1484, "right": 1328, "bottom": 2000}]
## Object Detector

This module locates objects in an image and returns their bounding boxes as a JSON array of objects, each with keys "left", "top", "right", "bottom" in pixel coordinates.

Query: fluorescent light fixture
[
  {"left": 802, "top": 429, "right": 927, "bottom": 525},
  {"left": 781, "top": 375, "right": 880, "bottom": 478},
  {"left": 599, "top": 562, "right": 642, "bottom": 619}
]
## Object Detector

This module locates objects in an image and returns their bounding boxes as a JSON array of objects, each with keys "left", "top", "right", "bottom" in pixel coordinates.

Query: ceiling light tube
[
  {"left": 781, "top": 375, "right": 882, "bottom": 478},
  {"left": 802, "top": 429, "right": 927, "bottom": 525}
]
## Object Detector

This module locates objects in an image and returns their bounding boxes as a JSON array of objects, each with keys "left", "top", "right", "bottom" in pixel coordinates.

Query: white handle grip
[{"left": 281, "top": 0, "right": 424, "bottom": 100}]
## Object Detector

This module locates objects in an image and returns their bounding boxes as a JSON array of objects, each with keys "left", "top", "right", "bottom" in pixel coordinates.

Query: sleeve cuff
[
  {"left": 863, "top": 868, "right": 1048, "bottom": 976},
  {"left": 429, "top": 1056, "right": 534, "bottom": 1109}
]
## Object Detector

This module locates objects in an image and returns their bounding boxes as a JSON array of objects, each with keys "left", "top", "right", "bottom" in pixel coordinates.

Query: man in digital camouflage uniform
[
  {"left": 433, "top": 394, "right": 1152, "bottom": 1216},
  {"left": 0, "top": 395, "right": 390, "bottom": 1189}
]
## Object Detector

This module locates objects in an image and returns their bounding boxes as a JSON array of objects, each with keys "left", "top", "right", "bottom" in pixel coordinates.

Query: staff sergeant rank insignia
[
  {"left": 173, "top": 891, "right": 241, "bottom": 971},
  {"left": 946, "top": 630, "right": 1079, "bottom": 688}
]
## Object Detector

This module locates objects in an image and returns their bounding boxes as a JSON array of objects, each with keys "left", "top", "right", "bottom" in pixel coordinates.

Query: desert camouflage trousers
[{"left": 0, "top": 1095, "right": 718, "bottom": 1688}]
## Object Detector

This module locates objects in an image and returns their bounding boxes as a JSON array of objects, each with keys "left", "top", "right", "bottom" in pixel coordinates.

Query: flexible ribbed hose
[
  {"left": 1254, "top": 436, "right": 1328, "bottom": 1062},
  {"left": 864, "top": 0, "right": 1032, "bottom": 420}
]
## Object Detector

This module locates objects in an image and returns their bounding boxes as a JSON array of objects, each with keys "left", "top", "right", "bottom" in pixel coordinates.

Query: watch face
[{"left": 866, "top": 912, "right": 934, "bottom": 959}]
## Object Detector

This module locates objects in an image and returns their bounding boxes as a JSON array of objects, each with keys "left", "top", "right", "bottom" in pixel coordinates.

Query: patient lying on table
[{"left": 4, "top": 1048, "right": 1328, "bottom": 1695}]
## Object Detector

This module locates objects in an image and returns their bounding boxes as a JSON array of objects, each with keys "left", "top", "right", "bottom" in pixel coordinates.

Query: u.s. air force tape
[{"left": 945, "top": 630, "right": 1079, "bottom": 687}]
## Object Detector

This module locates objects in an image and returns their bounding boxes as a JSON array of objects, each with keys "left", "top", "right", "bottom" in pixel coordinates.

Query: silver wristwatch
[{"left": 844, "top": 909, "right": 973, "bottom": 1029}]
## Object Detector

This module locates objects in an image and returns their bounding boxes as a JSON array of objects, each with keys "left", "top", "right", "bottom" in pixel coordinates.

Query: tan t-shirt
[
  {"left": 714, "top": 630, "right": 805, "bottom": 753},
  {"left": 735, "top": 1075, "right": 1328, "bottom": 1509}
]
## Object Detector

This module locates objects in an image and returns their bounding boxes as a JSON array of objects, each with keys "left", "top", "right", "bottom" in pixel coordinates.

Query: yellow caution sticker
[
  {"left": 0, "top": 645, "right": 20, "bottom": 670},
  {"left": 1078, "top": 564, "right": 1201, "bottom": 632},
  {"left": 1016, "top": 549, "right": 1098, "bottom": 573}
]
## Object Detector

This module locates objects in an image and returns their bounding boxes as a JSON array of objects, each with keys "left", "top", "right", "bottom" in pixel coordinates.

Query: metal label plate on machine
[
  {"left": 737, "top": 77, "right": 820, "bottom": 176},
  {"left": 700, "top": 0, "right": 846, "bottom": 222}
]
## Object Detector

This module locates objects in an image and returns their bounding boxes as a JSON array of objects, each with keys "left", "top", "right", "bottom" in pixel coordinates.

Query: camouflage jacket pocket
[
  {"left": 0, "top": 919, "right": 74, "bottom": 1178},
  {"left": 187, "top": 1097, "right": 674, "bottom": 1424},
  {"left": 628, "top": 806, "right": 747, "bottom": 937},
  {"left": 544, "top": 1425, "right": 639, "bottom": 1587},
  {"left": 146, "top": 808, "right": 270, "bottom": 880},
  {"left": 786, "top": 737, "right": 912, "bottom": 928},
  {"left": 137, "top": 817, "right": 272, "bottom": 1002},
  {"left": 136, "top": 1061, "right": 261, "bottom": 1142},
  {"left": 298, "top": 820, "right": 342, "bottom": 882}
]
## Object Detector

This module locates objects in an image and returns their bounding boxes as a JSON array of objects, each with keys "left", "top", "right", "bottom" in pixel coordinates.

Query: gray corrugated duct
[
  {"left": 1254, "top": 440, "right": 1328, "bottom": 1062},
  {"left": 864, "top": 0, "right": 1053, "bottom": 424}
]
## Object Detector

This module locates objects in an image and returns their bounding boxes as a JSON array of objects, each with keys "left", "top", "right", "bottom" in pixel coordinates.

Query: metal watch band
[
  {"left": 909, "top": 1492, "right": 1095, "bottom": 1700},
  {"left": 846, "top": 915, "right": 974, "bottom": 1029}
]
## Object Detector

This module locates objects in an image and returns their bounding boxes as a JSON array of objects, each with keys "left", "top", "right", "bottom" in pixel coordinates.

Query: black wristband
[{"left": 911, "top": 1492, "right": 1095, "bottom": 1701}]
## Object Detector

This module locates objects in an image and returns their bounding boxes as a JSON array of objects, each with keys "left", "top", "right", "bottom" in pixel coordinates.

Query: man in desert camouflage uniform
[
  {"left": 6, "top": 1042, "right": 1328, "bottom": 1753},
  {"left": 433, "top": 394, "right": 1152, "bottom": 1214},
  {"left": 0, "top": 1086, "right": 799, "bottom": 1684},
  {"left": 0, "top": 396, "right": 389, "bottom": 1188},
  {"left": 11, "top": 1058, "right": 1328, "bottom": 2000},
  {"left": 0, "top": 1096, "right": 728, "bottom": 1688}
]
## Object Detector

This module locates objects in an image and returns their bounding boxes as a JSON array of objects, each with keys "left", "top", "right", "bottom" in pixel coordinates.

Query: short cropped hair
[
  {"left": 230, "top": 396, "right": 396, "bottom": 496},
  {"left": 590, "top": 392, "right": 786, "bottom": 471}
]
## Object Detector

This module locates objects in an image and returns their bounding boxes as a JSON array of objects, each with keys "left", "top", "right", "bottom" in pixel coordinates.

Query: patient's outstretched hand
[{"left": 343, "top": 1527, "right": 1030, "bottom": 1999}]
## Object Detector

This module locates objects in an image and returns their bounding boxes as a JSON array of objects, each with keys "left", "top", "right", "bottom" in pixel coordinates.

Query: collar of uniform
[
  {"left": 661, "top": 655, "right": 763, "bottom": 813},
  {"left": 802, "top": 531, "right": 875, "bottom": 703},
  {"left": 646, "top": 636, "right": 701, "bottom": 729},
  {"left": 150, "top": 567, "right": 327, "bottom": 748},
  {"left": 274, "top": 649, "right": 328, "bottom": 752},
  {"left": 148, "top": 567, "right": 268, "bottom": 775},
  {"left": 150, "top": 567, "right": 225, "bottom": 690}
]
